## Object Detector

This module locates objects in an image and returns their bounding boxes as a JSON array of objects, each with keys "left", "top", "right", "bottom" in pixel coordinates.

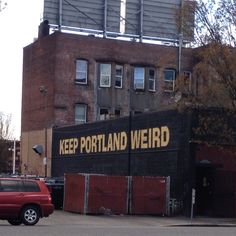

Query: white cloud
[{"left": 0, "top": 0, "right": 43, "bottom": 139}]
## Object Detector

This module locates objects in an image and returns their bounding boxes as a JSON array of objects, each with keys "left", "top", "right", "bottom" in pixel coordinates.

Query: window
[
  {"left": 164, "top": 69, "right": 176, "bottom": 92},
  {"left": 0, "top": 180, "right": 22, "bottom": 192},
  {"left": 115, "top": 109, "right": 121, "bottom": 118},
  {"left": 133, "top": 111, "right": 142, "bottom": 115},
  {"left": 75, "top": 104, "right": 87, "bottom": 124},
  {"left": 148, "top": 68, "right": 156, "bottom": 91},
  {"left": 23, "top": 181, "right": 40, "bottom": 192},
  {"left": 100, "top": 63, "right": 111, "bottom": 87},
  {"left": 99, "top": 108, "right": 109, "bottom": 120},
  {"left": 134, "top": 67, "right": 145, "bottom": 90},
  {"left": 115, "top": 109, "right": 120, "bottom": 116},
  {"left": 109, "top": 109, "right": 121, "bottom": 119},
  {"left": 183, "top": 71, "right": 192, "bottom": 92},
  {"left": 76, "top": 59, "right": 88, "bottom": 84},
  {"left": 115, "top": 65, "right": 123, "bottom": 88}
]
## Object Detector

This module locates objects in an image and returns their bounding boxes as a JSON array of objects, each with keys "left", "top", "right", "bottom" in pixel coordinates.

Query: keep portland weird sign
[{"left": 58, "top": 126, "right": 170, "bottom": 156}]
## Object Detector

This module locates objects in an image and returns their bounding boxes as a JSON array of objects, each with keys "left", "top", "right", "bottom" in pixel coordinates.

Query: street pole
[
  {"left": 12, "top": 139, "right": 16, "bottom": 175},
  {"left": 190, "top": 188, "right": 196, "bottom": 222},
  {"left": 44, "top": 128, "right": 47, "bottom": 178}
]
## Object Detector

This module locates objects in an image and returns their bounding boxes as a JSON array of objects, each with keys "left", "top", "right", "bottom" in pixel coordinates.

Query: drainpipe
[{"left": 178, "top": 33, "right": 183, "bottom": 75}]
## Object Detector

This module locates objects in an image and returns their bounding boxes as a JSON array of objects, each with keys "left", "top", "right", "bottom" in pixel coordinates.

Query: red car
[{"left": 0, "top": 178, "right": 54, "bottom": 225}]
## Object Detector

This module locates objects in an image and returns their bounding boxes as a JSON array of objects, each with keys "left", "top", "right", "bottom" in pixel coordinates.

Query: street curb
[{"left": 168, "top": 224, "right": 236, "bottom": 227}]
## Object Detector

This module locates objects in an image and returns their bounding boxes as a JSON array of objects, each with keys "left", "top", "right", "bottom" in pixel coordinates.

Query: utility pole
[
  {"left": 8, "top": 139, "right": 16, "bottom": 175},
  {"left": 12, "top": 139, "right": 16, "bottom": 175}
]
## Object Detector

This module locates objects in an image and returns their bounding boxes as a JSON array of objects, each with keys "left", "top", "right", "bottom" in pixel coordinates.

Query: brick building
[{"left": 21, "top": 31, "right": 194, "bottom": 176}]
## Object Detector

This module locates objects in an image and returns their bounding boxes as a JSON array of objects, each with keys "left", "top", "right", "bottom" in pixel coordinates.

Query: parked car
[{"left": 0, "top": 178, "right": 54, "bottom": 225}]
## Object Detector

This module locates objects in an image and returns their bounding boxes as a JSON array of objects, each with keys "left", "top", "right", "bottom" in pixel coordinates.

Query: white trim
[
  {"left": 134, "top": 67, "right": 145, "bottom": 90},
  {"left": 75, "top": 59, "right": 88, "bottom": 84},
  {"left": 100, "top": 63, "right": 111, "bottom": 87},
  {"left": 163, "top": 69, "right": 175, "bottom": 92},
  {"left": 75, "top": 104, "right": 87, "bottom": 124},
  {"left": 148, "top": 68, "right": 156, "bottom": 92},
  {"left": 115, "top": 65, "right": 123, "bottom": 89}
]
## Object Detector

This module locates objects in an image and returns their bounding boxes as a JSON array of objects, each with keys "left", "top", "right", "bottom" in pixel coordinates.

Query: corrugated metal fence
[{"left": 64, "top": 173, "right": 170, "bottom": 215}]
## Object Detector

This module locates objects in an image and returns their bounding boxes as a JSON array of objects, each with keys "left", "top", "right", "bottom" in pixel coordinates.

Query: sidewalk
[
  {"left": 161, "top": 216, "right": 236, "bottom": 227},
  {"left": 53, "top": 210, "right": 236, "bottom": 228}
]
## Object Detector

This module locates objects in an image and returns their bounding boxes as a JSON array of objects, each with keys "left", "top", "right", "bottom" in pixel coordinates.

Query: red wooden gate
[
  {"left": 63, "top": 173, "right": 170, "bottom": 215},
  {"left": 131, "top": 176, "right": 168, "bottom": 215}
]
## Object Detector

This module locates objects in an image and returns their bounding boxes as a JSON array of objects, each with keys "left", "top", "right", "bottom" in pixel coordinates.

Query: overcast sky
[{"left": 0, "top": 0, "right": 43, "bottom": 139}]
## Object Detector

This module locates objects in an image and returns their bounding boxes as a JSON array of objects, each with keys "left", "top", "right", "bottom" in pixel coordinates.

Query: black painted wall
[{"left": 52, "top": 109, "right": 193, "bottom": 202}]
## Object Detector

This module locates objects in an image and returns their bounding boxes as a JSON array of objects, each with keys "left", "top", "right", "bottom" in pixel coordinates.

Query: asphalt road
[{"left": 0, "top": 210, "right": 236, "bottom": 236}]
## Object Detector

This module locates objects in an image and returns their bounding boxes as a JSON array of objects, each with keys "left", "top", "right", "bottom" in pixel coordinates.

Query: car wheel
[
  {"left": 21, "top": 206, "right": 40, "bottom": 226},
  {"left": 7, "top": 219, "right": 22, "bottom": 225}
]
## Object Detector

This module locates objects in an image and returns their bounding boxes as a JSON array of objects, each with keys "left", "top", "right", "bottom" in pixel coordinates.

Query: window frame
[
  {"left": 99, "top": 108, "right": 110, "bottom": 120},
  {"left": 75, "top": 104, "right": 87, "bottom": 124},
  {"left": 148, "top": 68, "right": 156, "bottom": 92},
  {"left": 114, "top": 109, "right": 121, "bottom": 118},
  {"left": 183, "top": 71, "right": 192, "bottom": 92},
  {"left": 115, "top": 65, "right": 123, "bottom": 89},
  {"left": 134, "top": 67, "right": 145, "bottom": 90},
  {"left": 133, "top": 111, "right": 142, "bottom": 115},
  {"left": 100, "top": 63, "right": 112, "bottom": 88},
  {"left": 0, "top": 180, "right": 22, "bottom": 192},
  {"left": 23, "top": 181, "right": 40, "bottom": 192},
  {"left": 163, "top": 69, "right": 176, "bottom": 92},
  {"left": 75, "top": 59, "right": 88, "bottom": 84}
]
